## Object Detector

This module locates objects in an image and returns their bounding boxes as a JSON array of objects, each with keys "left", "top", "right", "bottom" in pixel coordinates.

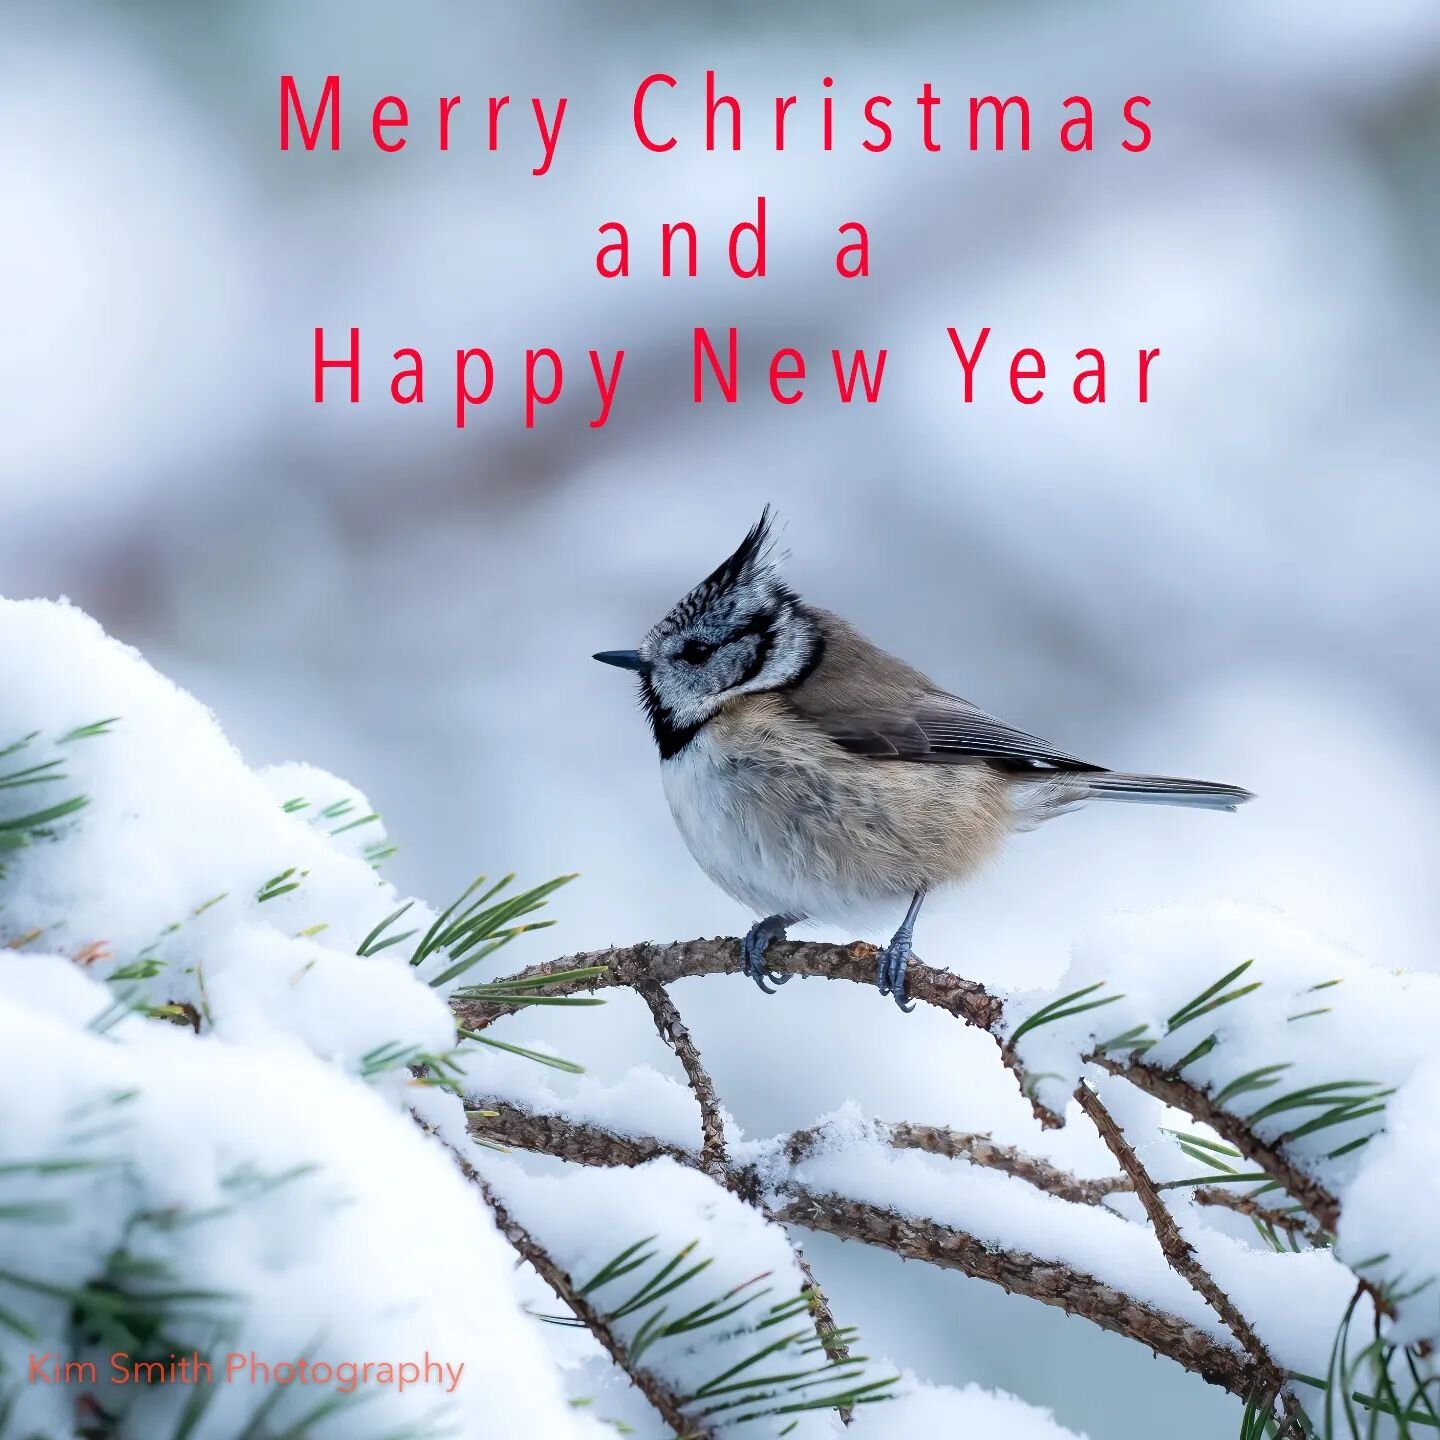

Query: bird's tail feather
[{"left": 1084, "top": 772, "right": 1254, "bottom": 811}]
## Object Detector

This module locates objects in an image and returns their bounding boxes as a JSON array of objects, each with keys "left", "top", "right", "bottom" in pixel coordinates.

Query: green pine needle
[
  {"left": 0, "top": 794, "right": 90, "bottom": 835},
  {"left": 57, "top": 717, "right": 120, "bottom": 743},
  {"left": 1214, "top": 1064, "right": 1293, "bottom": 1107},
  {"left": 256, "top": 867, "right": 303, "bottom": 903},
  {"left": 455, "top": 1027, "right": 584, "bottom": 1074},
  {"left": 1166, "top": 959, "right": 1259, "bottom": 1033},
  {"left": 1010, "top": 982, "right": 1123, "bottom": 1045}
]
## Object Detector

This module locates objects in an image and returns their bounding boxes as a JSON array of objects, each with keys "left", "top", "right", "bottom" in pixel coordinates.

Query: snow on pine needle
[
  {"left": 1001, "top": 901, "right": 1440, "bottom": 1354},
  {"left": 492, "top": 1154, "right": 892, "bottom": 1434},
  {"left": 462, "top": 1141, "right": 1076, "bottom": 1439}
]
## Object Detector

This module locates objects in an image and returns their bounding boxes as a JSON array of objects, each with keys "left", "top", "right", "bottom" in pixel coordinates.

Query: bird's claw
[
  {"left": 741, "top": 916, "right": 795, "bottom": 994},
  {"left": 875, "top": 936, "right": 917, "bottom": 1012}
]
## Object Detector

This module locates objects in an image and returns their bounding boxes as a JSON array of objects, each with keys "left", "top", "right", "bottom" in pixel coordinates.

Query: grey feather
[
  {"left": 791, "top": 609, "right": 1099, "bottom": 771},
  {"left": 807, "top": 695, "right": 1097, "bottom": 770},
  {"left": 1082, "top": 773, "right": 1254, "bottom": 810}
]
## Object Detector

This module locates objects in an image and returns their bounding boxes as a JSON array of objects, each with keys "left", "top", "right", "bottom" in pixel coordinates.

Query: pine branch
[
  {"left": 468, "top": 1099, "right": 1252, "bottom": 1397},
  {"left": 456, "top": 936, "right": 1341, "bottom": 1232},
  {"left": 454, "top": 935, "right": 1001, "bottom": 1034},
  {"left": 413, "top": 1111, "right": 704, "bottom": 1438},
  {"left": 1075, "top": 1085, "right": 1308, "bottom": 1437}
]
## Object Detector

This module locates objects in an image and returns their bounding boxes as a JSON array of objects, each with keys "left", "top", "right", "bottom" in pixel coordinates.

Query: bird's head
[{"left": 593, "top": 508, "right": 822, "bottom": 755}]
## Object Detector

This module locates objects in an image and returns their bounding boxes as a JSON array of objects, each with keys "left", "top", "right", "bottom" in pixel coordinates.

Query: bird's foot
[
  {"left": 875, "top": 930, "right": 918, "bottom": 1012},
  {"left": 741, "top": 914, "right": 798, "bottom": 995},
  {"left": 875, "top": 891, "right": 924, "bottom": 1012}
]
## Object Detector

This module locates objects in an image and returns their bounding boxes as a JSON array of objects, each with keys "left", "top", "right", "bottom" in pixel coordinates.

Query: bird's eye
[{"left": 679, "top": 639, "right": 715, "bottom": 665}]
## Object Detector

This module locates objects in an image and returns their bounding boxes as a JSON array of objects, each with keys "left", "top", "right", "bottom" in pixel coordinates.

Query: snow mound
[{"left": 0, "top": 598, "right": 599, "bottom": 1439}]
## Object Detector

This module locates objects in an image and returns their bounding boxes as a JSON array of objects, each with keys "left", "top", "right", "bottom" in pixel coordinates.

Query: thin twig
[
  {"left": 1075, "top": 1086, "right": 1309, "bottom": 1437},
  {"left": 633, "top": 978, "right": 729, "bottom": 1180},
  {"left": 468, "top": 1099, "right": 1252, "bottom": 1396},
  {"left": 1192, "top": 1187, "right": 1321, "bottom": 1241},
  {"left": 414, "top": 1110, "right": 703, "bottom": 1438},
  {"left": 884, "top": 1122, "right": 1129, "bottom": 1206},
  {"left": 789, "top": 1240, "right": 852, "bottom": 1399},
  {"left": 455, "top": 937, "right": 1341, "bottom": 1229}
]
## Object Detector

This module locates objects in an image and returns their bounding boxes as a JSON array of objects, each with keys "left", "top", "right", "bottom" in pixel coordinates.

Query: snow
[
  {"left": 1337, "top": 1059, "right": 1440, "bottom": 1347},
  {"left": 851, "top": 1376, "right": 1087, "bottom": 1439},
  {"left": 485, "top": 1146, "right": 1093, "bottom": 1438},
  {"left": 498, "top": 1156, "right": 823, "bottom": 1406},
  {"left": 461, "top": 1041, "right": 711, "bottom": 1153}
]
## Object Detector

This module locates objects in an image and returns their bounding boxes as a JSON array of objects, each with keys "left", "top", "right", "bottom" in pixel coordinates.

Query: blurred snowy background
[{"left": 3, "top": 0, "right": 1438, "bottom": 1434}]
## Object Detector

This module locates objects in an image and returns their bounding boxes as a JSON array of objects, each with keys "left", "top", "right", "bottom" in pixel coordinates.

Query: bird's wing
[
  {"left": 787, "top": 609, "right": 1101, "bottom": 772},
  {"left": 798, "top": 690, "right": 1101, "bottom": 772}
]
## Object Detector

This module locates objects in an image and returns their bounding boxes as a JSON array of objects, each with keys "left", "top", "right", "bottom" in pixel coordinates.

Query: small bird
[{"left": 594, "top": 510, "right": 1252, "bottom": 1009}]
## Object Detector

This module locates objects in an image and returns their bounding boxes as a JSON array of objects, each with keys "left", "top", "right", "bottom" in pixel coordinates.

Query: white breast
[{"left": 659, "top": 730, "right": 878, "bottom": 923}]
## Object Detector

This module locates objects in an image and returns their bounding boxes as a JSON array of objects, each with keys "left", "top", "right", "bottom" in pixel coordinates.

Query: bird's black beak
[{"left": 592, "top": 649, "right": 650, "bottom": 673}]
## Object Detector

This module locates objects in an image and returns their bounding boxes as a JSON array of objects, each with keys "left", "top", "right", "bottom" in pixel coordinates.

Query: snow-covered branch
[
  {"left": 467, "top": 1097, "right": 1253, "bottom": 1395},
  {"left": 816, "top": 1120, "right": 1130, "bottom": 1207}
]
